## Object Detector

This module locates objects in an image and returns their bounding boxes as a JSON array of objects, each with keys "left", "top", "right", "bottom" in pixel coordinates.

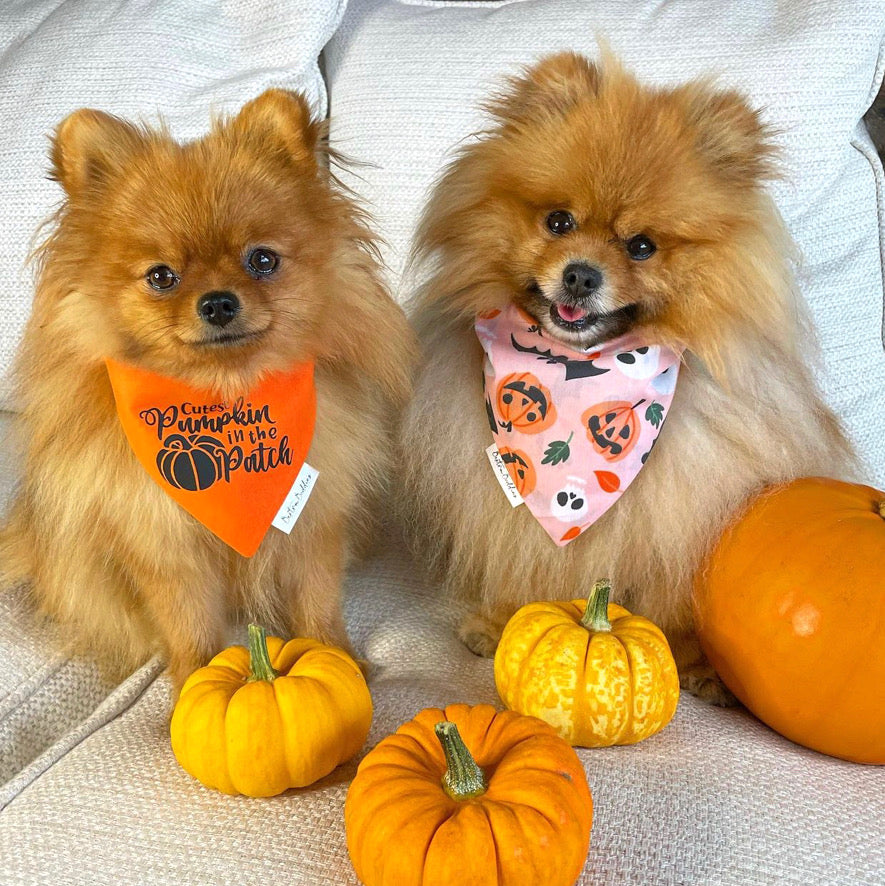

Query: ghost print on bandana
[{"left": 476, "top": 304, "right": 682, "bottom": 546}]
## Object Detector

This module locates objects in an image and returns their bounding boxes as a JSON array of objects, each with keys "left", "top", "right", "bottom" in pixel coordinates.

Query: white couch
[{"left": 1, "top": 2, "right": 883, "bottom": 884}]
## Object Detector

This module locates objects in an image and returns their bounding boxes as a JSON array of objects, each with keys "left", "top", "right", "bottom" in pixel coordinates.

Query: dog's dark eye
[
  {"left": 146, "top": 265, "right": 179, "bottom": 292},
  {"left": 626, "top": 235, "right": 656, "bottom": 261},
  {"left": 247, "top": 248, "right": 279, "bottom": 276},
  {"left": 546, "top": 211, "right": 576, "bottom": 236}
]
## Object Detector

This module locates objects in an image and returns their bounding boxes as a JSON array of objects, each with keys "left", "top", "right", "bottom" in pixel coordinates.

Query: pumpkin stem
[
  {"left": 246, "top": 624, "right": 278, "bottom": 683},
  {"left": 580, "top": 579, "right": 613, "bottom": 632},
  {"left": 878, "top": 499, "right": 885, "bottom": 520},
  {"left": 434, "top": 722, "right": 486, "bottom": 800}
]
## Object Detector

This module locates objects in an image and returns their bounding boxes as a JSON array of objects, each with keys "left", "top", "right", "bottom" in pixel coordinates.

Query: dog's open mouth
[
  {"left": 550, "top": 302, "right": 597, "bottom": 330},
  {"left": 524, "top": 279, "right": 638, "bottom": 339}
]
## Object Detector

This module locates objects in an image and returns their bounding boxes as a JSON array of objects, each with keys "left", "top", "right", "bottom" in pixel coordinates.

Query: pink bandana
[{"left": 476, "top": 304, "right": 682, "bottom": 546}]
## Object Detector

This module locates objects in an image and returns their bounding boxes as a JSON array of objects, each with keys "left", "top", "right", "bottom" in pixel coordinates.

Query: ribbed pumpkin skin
[
  {"left": 344, "top": 704, "right": 593, "bottom": 886},
  {"left": 694, "top": 477, "right": 885, "bottom": 765},
  {"left": 495, "top": 598, "right": 679, "bottom": 747},
  {"left": 170, "top": 635, "right": 372, "bottom": 796}
]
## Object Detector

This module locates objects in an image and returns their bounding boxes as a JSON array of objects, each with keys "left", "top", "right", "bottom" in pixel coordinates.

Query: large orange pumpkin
[{"left": 694, "top": 477, "right": 885, "bottom": 765}]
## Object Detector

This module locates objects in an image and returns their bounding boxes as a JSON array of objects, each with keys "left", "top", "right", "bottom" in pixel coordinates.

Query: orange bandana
[{"left": 106, "top": 358, "right": 316, "bottom": 557}]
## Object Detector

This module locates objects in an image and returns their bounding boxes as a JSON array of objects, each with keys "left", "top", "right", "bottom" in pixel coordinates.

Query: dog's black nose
[
  {"left": 562, "top": 262, "right": 603, "bottom": 298},
  {"left": 197, "top": 291, "right": 240, "bottom": 327}
]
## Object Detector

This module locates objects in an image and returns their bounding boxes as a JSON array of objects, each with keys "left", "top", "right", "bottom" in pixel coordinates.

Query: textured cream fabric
[
  {"left": 0, "top": 0, "right": 347, "bottom": 407},
  {"left": 324, "top": 0, "right": 885, "bottom": 486},
  {"left": 0, "top": 532, "right": 883, "bottom": 885}
]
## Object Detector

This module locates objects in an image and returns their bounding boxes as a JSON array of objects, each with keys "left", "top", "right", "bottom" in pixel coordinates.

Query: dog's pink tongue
[{"left": 556, "top": 304, "right": 589, "bottom": 323}]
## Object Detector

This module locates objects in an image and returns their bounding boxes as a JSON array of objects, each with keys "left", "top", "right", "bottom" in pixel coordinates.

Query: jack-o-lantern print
[
  {"left": 157, "top": 433, "right": 222, "bottom": 491},
  {"left": 582, "top": 400, "right": 642, "bottom": 462},
  {"left": 498, "top": 447, "right": 536, "bottom": 497},
  {"left": 496, "top": 372, "right": 556, "bottom": 435}
]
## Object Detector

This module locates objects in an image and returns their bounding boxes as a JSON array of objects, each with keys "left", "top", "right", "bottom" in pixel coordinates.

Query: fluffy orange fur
[
  {"left": 400, "top": 53, "right": 852, "bottom": 701},
  {"left": 0, "top": 90, "right": 416, "bottom": 688}
]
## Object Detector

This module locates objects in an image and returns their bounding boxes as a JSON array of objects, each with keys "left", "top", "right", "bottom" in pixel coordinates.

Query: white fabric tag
[
  {"left": 485, "top": 443, "right": 524, "bottom": 508},
  {"left": 272, "top": 462, "right": 319, "bottom": 534}
]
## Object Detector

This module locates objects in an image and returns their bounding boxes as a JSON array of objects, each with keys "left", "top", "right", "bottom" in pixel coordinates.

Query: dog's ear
[
  {"left": 50, "top": 109, "right": 145, "bottom": 197},
  {"left": 230, "top": 89, "right": 321, "bottom": 167},
  {"left": 489, "top": 52, "right": 601, "bottom": 125},
  {"left": 681, "top": 86, "right": 778, "bottom": 184}
]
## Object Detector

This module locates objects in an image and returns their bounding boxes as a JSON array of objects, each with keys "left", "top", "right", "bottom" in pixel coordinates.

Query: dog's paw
[
  {"left": 680, "top": 665, "right": 739, "bottom": 707},
  {"left": 457, "top": 613, "right": 503, "bottom": 658}
]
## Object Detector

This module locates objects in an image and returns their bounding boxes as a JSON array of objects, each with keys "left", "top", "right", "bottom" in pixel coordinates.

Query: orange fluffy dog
[
  {"left": 400, "top": 53, "right": 851, "bottom": 701},
  {"left": 0, "top": 90, "right": 415, "bottom": 688}
]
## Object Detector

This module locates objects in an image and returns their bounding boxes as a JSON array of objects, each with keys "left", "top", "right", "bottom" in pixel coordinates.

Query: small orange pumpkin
[
  {"left": 496, "top": 372, "right": 556, "bottom": 434},
  {"left": 498, "top": 446, "right": 536, "bottom": 496},
  {"left": 495, "top": 580, "right": 679, "bottom": 747},
  {"left": 170, "top": 625, "right": 372, "bottom": 795},
  {"left": 582, "top": 400, "right": 641, "bottom": 461},
  {"left": 344, "top": 704, "right": 592, "bottom": 886},
  {"left": 694, "top": 477, "right": 885, "bottom": 765}
]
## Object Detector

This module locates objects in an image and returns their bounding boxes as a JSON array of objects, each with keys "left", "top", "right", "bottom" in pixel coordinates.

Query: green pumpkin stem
[
  {"left": 435, "top": 722, "right": 486, "bottom": 800},
  {"left": 580, "top": 579, "right": 613, "bottom": 632},
  {"left": 246, "top": 624, "right": 278, "bottom": 683}
]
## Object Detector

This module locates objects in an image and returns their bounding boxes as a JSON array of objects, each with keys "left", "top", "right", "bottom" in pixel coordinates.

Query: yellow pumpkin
[
  {"left": 345, "top": 703, "right": 592, "bottom": 886},
  {"left": 495, "top": 579, "right": 679, "bottom": 747},
  {"left": 170, "top": 624, "right": 372, "bottom": 796}
]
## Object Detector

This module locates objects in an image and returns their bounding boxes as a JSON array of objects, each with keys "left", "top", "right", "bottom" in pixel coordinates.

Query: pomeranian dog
[
  {"left": 400, "top": 53, "right": 851, "bottom": 701},
  {"left": 0, "top": 89, "right": 415, "bottom": 689}
]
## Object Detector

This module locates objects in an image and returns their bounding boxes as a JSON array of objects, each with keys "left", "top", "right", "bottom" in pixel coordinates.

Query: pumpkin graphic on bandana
[
  {"left": 496, "top": 372, "right": 556, "bottom": 435},
  {"left": 582, "top": 400, "right": 643, "bottom": 462},
  {"left": 498, "top": 447, "right": 536, "bottom": 497},
  {"left": 157, "top": 433, "right": 222, "bottom": 491}
]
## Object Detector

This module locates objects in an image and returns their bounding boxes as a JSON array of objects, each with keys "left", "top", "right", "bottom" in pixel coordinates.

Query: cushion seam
[
  {"left": 0, "top": 656, "right": 163, "bottom": 812},
  {"left": 0, "top": 654, "right": 68, "bottom": 722},
  {"left": 852, "top": 129, "right": 885, "bottom": 352}
]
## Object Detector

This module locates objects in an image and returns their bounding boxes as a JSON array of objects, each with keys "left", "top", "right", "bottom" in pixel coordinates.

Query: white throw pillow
[
  {"left": 324, "top": 0, "right": 885, "bottom": 485},
  {"left": 0, "top": 0, "right": 347, "bottom": 405}
]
